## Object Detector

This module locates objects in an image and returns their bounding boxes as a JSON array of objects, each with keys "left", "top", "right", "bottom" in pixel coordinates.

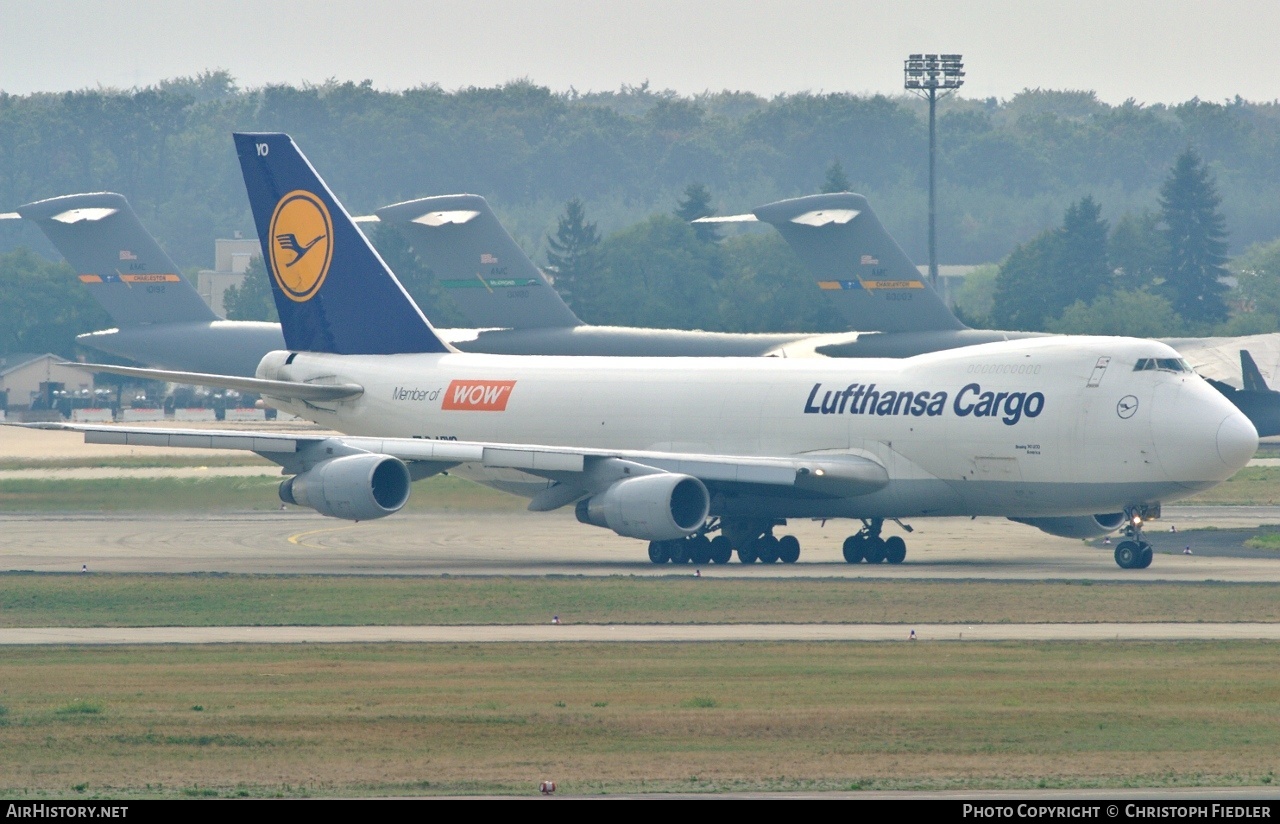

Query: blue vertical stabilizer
[{"left": 233, "top": 132, "right": 450, "bottom": 355}]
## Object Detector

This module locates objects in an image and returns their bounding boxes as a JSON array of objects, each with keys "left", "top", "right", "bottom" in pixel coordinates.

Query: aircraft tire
[
  {"left": 1138, "top": 543, "right": 1154, "bottom": 569},
  {"left": 709, "top": 535, "right": 734, "bottom": 564},
  {"left": 777, "top": 535, "right": 801, "bottom": 564},
  {"left": 688, "top": 535, "right": 712, "bottom": 565},
  {"left": 648, "top": 541, "right": 670, "bottom": 564},
  {"left": 863, "top": 539, "right": 886, "bottom": 564},
  {"left": 668, "top": 539, "right": 690, "bottom": 564},
  {"left": 756, "top": 535, "right": 780, "bottom": 564},
  {"left": 884, "top": 536, "right": 907, "bottom": 564},
  {"left": 842, "top": 535, "right": 865, "bottom": 564},
  {"left": 1114, "top": 540, "right": 1141, "bottom": 569},
  {"left": 736, "top": 542, "right": 759, "bottom": 564}
]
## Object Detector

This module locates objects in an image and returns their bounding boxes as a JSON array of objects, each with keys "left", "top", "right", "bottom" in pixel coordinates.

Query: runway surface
[
  {"left": 4, "top": 622, "right": 1280, "bottom": 645},
  {"left": 2, "top": 506, "right": 1279, "bottom": 581}
]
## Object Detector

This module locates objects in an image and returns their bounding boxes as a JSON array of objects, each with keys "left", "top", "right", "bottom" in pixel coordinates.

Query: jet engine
[
  {"left": 1010, "top": 513, "right": 1127, "bottom": 539},
  {"left": 575, "top": 473, "right": 710, "bottom": 541},
  {"left": 279, "top": 454, "right": 411, "bottom": 521}
]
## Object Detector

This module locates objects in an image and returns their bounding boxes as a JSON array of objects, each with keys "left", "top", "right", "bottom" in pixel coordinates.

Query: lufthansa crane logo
[
  {"left": 268, "top": 190, "right": 333, "bottom": 302},
  {"left": 1116, "top": 395, "right": 1139, "bottom": 419}
]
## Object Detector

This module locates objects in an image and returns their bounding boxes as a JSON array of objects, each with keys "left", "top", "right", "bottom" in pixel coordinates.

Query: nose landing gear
[{"left": 1114, "top": 508, "right": 1154, "bottom": 569}]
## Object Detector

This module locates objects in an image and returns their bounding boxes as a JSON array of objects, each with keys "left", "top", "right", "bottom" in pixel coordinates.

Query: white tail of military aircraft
[{"left": 28, "top": 133, "right": 1258, "bottom": 569}]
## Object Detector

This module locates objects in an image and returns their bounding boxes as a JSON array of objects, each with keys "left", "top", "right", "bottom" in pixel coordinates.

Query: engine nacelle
[
  {"left": 1010, "top": 512, "right": 1127, "bottom": 539},
  {"left": 575, "top": 473, "right": 710, "bottom": 541},
  {"left": 279, "top": 454, "right": 411, "bottom": 521}
]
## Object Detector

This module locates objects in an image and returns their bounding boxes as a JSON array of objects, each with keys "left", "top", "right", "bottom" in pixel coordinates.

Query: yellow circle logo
[{"left": 268, "top": 190, "right": 333, "bottom": 302}]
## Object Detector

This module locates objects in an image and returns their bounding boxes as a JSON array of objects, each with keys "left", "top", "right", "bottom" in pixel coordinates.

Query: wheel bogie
[
  {"left": 688, "top": 535, "right": 712, "bottom": 565},
  {"left": 709, "top": 535, "right": 733, "bottom": 564},
  {"left": 756, "top": 535, "right": 780, "bottom": 564},
  {"left": 777, "top": 535, "right": 801, "bottom": 564}
]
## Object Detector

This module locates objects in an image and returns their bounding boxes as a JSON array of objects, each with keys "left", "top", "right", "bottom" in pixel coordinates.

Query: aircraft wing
[
  {"left": 20, "top": 422, "right": 889, "bottom": 508},
  {"left": 1163, "top": 334, "right": 1280, "bottom": 389}
]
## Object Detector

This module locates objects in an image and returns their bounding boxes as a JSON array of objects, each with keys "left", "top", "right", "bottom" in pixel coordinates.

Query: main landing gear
[
  {"left": 647, "top": 518, "right": 803, "bottom": 565},
  {"left": 841, "top": 518, "right": 907, "bottom": 565},
  {"left": 1113, "top": 508, "right": 1154, "bottom": 569}
]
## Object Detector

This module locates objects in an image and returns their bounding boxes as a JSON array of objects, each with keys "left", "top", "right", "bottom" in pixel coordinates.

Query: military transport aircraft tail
[
  {"left": 697, "top": 192, "right": 965, "bottom": 334},
  {"left": 16, "top": 192, "right": 219, "bottom": 327},
  {"left": 233, "top": 132, "right": 452, "bottom": 356},
  {"left": 369, "top": 194, "right": 582, "bottom": 330}
]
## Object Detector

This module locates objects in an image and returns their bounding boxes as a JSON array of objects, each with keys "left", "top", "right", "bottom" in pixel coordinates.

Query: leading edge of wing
[
  {"left": 16, "top": 422, "right": 888, "bottom": 503},
  {"left": 62, "top": 362, "right": 363, "bottom": 403}
]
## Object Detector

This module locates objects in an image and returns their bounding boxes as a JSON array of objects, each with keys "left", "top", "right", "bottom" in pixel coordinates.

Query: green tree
[
  {"left": 716, "top": 232, "right": 845, "bottom": 333},
  {"left": 989, "top": 196, "right": 1110, "bottom": 331},
  {"left": 1046, "top": 291, "right": 1184, "bottom": 337},
  {"left": 222, "top": 256, "right": 277, "bottom": 322},
  {"left": 0, "top": 248, "right": 112, "bottom": 357},
  {"left": 368, "top": 222, "right": 468, "bottom": 328},
  {"left": 675, "top": 183, "right": 720, "bottom": 243},
  {"left": 1109, "top": 210, "right": 1167, "bottom": 292},
  {"left": 545, "top": 198, "right": 602, "bottom": 312},
  {"left": 820, "top": 159, "right": 852, "bottom": 193},
  {"left": 589, "top": 215, "right": 717, "bottom": 328},
  {"left": 951, "top": 263, "right": 999, "bottom": 328},
  {"left": 1159, "top": 148, "right": 1231, "bottom": 324},
  {"left": 1229, "top": 237, "right": 1280, "bottom": 330}
]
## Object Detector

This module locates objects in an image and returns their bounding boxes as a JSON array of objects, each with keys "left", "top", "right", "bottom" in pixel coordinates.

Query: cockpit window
[{"left": 1133, "top": 357, "right": 1191, "bottom": 373}]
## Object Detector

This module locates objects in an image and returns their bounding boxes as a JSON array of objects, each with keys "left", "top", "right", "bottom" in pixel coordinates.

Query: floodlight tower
[{"left": 904, "top": 53, "right": 964, "bottom": 289}]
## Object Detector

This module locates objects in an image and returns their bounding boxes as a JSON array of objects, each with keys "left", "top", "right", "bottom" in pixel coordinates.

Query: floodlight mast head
[{"left": 904, "top": 54, "right": 965, "bottom": 93}]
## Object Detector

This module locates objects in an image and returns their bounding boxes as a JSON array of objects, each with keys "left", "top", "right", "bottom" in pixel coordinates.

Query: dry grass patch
[{"left": 0, "top": 642, "right": 1277, "bottom": 797}]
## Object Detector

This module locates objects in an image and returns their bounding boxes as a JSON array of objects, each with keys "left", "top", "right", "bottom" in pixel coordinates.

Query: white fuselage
[{"left": 257, "top": 335, "right": 1256, "bottom": 520}]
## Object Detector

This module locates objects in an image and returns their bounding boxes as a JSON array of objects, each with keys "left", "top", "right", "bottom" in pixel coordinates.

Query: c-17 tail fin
[
  {"left": 234, "top": 133, "right": 451, "bottom": 356},
  {"left": 1242, "top": 349, "right": 1271, "bottom": 392},
  {"left": 16, "top": 192, "right": 219, "bottom": 326},
  {"left": 372, "top": 195, "right": 582, "bottom": 330},
  {"left": 699, "top": 192, "right": 965, "bottom": 334}
]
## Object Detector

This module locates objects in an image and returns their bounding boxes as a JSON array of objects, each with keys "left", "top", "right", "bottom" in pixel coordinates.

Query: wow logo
[{"left": 268, "top": 190, "right": 333, "bottom": 302}]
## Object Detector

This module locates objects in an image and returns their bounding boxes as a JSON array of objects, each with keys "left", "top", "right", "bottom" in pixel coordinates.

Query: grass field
[
  {"left": 0, "top": 641, "right": 1277, "bottom": 798},
  {"left": 3, "top": 575, "right": 1280, "bottom": 627}
]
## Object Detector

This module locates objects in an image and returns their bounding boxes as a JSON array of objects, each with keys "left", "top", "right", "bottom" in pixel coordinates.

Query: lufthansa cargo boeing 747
[{"left": 26, "top": 133, "right": 1258, "bottom": 570}]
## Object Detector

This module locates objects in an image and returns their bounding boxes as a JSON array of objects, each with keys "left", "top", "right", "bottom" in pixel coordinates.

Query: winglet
[
  {"left": 233, "top": 133, "right": 451, "bottom": 355},
  {"left": 751, "top": 193, "right": 965, "bottom": 333},
  {"left": 377, "top": 194, "right": 581, "bottom": 329},
  {"left": 17, "top": 192, "right": 218, "bottom": 326}
]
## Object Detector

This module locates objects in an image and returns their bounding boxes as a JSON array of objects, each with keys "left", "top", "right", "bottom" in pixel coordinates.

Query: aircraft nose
[
  {"left": 1152, "top": 381, "right": 1257, "bottom": 485},
  {"left": 1217, "top": 409, "right": 1259, "bottom": 471}
]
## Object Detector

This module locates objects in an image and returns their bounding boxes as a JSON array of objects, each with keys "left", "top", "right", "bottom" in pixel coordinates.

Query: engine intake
[
  {"left": 1010, "top": 512, "right": 1127, "bottom": 539},
  {"left": 280, "top": 454, "right": 411, "bottom": 521},
  {"left": 575, "top": 473, "right": 710, "bottom": 541}
]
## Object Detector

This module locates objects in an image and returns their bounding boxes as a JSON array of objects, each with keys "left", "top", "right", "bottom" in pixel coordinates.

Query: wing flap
[{"left": 64, "top": 362, "right": 363, "bottom": 402}]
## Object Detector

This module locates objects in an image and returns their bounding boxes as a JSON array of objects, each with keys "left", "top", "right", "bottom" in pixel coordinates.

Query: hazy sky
[{"left": 4, "top": 0, "right": 1279, "bottom": 104}]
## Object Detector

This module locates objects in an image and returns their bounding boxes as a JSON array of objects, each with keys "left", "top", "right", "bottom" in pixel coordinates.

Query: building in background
[{"left": 196, "top": 236, "right": 259, "bottom": 316}]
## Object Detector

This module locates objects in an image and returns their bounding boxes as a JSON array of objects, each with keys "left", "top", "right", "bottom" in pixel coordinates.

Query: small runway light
[{"left": 539, "top": 780, "right": 557, "bottom": 795}]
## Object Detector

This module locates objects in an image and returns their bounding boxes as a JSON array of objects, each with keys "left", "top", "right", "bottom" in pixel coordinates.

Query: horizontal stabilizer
[
  {"left": 376, "top": 194, "right": 582, "bottom": 329},
  {"left": 63, "top": 362, "right": 363, "bottom": 402}
]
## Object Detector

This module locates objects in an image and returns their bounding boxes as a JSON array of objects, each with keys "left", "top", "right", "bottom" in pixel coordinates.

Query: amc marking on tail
[{"left": 442, "top": 380, "right": 517, "bottom": 411}]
